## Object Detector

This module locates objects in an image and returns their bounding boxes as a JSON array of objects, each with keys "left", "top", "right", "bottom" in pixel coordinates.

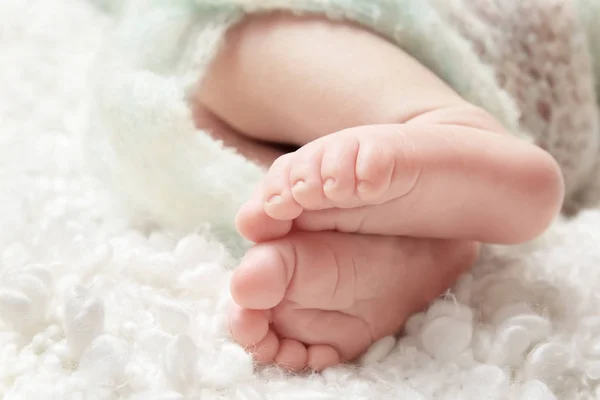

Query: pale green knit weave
[{"left": 88, "top": 0, "right": 600, "bottom": 238}]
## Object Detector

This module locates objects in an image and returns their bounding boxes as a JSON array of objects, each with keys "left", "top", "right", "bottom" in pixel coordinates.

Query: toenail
[
  {"left": 357, "top": 180, "right": 373, "bottom": 192},
  {"left": 323, "top": 178, "right": 336, "bottom": 191},
  {"left": 266, "top": 194, "right": 282, "bottom": 205},
  {"left": 292, "top": 180, "right": 306, "bottom": 191}
]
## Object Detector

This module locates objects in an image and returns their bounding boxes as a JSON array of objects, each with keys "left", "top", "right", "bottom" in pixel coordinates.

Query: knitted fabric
[{"left": 88, "top": 0, "right": 600, "bottom": 238}]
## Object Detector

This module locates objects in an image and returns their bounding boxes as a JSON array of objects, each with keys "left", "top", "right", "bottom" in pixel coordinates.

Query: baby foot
[
  {"left": 258, "top": 126, "right": 421, "bottom": 220},
  {"left": 238, "top": 124, "right": 563, "bottom": 244},
  {"left": 228, "top": 231, "right": 477, "bottom": 371}
]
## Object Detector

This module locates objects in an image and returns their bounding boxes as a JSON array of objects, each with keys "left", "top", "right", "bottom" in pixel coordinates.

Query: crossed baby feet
[{"left": 228, "top": 124, "right": 563, "bottom": 371}]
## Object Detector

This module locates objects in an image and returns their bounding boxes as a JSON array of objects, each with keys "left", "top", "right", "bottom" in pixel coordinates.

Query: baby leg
[
  {"left": 200, "top": 13, "right": 563, "bottom": 244},
  {"left": 196, "top": 13, "right": 563, "bottom": 369},
  {"left": 229, "top": 232, "right": 478, "bottom": 371}
]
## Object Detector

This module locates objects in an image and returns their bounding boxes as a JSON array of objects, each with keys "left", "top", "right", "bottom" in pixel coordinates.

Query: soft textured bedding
[{"left": 0, "top": 0, "right": 599, "bottom": 399}]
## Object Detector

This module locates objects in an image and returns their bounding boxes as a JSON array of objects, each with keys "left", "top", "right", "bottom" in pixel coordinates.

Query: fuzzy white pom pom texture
[{"left": 1, "top": 0, "right": 600, "bottom": 399}]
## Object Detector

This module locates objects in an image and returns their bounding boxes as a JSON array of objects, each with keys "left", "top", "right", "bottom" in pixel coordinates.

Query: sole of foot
[
  {"left": 228, "top": 231, "right": 478, "bottom": 371},
  {"left": 237, "top": 124, "right": 563, "bottom": 245}
]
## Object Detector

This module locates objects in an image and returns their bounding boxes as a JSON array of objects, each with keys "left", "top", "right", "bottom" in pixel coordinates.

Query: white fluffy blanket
[{"left": 1, "top": 1, "right": 599, "bottom": 399}]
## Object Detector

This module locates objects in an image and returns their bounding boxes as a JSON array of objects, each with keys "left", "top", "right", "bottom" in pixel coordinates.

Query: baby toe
[
  {"left": 262, "top": 154, "right": 304, "bottom": 220},
  {"left": 355, "top": 137, "right": 396, "bottom": 201},
  {"left": 248, "top": 329, "right": 280, "bottom": 364},
  {"left": 289, "top": 148, "right": 328, "bottom": 210},
  {"left": 307, "top": 344, "right": 341, "bottom": 371},
  {"left": 228, "top": 305, "right": 269, "bottom": 346},
  {"left": 275, "top": 339, "right": 308, "bottom": 372},
  {"left": 230, "top": 243, "right": 293, "bottom": 310},
  {"left": 236, "top": 192, "right": 293, "bottom": 242},
  {"left": 320, "top": 136, "right": 360, "bottom": 203}
]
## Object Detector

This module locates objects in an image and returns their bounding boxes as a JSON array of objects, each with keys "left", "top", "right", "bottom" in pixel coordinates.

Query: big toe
[
  {"left": 236, "top": 190, "right": 293, "bottom": 243},
  {"left": 230, "top": 241, "right": 293, "bottom": 310}
]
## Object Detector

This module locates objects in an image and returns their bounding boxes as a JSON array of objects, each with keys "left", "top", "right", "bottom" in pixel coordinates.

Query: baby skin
[{"left": 196, "top": 14, "right": 565, "bottom": 371}]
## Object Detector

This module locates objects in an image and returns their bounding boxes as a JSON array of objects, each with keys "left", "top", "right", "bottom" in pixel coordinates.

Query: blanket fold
[{"left": 88, "top": 0, "right": 600, "bottom": 235}]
